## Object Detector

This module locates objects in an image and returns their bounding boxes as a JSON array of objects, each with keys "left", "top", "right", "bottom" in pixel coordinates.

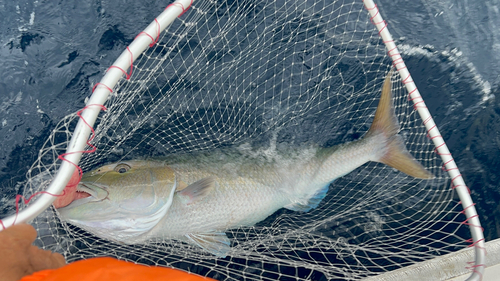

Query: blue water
[{"left": 0, "top": 0, "right": 498, "bottom": 250}]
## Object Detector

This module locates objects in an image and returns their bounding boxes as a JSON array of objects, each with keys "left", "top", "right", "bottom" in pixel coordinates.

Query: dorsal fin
[{"left": 366, "top": 69, "right": 399, "bottom": 138}]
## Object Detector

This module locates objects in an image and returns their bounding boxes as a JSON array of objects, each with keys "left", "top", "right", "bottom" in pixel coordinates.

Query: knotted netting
[{"left": 9, "top": 0, "right": 481, "bottom": 280}]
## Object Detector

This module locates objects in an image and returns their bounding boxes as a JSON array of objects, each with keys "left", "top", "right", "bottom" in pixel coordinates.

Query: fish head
[{"left": 57, "top": 160, "right": 177, "bottom": 243}]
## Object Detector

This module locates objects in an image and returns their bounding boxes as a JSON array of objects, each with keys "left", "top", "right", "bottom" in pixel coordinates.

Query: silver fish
[{"left": 57, "top": 70, "right": 433, "bottom": 257}]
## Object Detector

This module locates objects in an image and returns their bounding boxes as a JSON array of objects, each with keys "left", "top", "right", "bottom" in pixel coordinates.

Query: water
[{"left": 0, "top": 0, "right": 498, "bottom": 255}]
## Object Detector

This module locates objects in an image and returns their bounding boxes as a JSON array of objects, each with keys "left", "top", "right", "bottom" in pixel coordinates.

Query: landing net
[{"left": 3, "top": 0, "right": 483, "bottom": 280}]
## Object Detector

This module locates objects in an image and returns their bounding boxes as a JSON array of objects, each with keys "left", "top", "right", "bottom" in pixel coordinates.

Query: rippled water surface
[{"left": 1, "top": 0, "right": 499, "bottom": 242}]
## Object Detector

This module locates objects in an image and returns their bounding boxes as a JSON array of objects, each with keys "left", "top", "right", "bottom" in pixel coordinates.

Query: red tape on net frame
[
  {"left": 136, "top": 0, "right": 195, "bottom": 49},
  {"left": 107, "top": 1, "right": 196, "bottom": 78},
  {"left": 0, "top": 104, "right": 107, "bottom": 230},
  {"left": 461, "top": 210, "right": 486, "bottom": 256},
  {"left": 466, "top": 237, "right": 487, "bottom": 253},
  {"left": 425, "top": 132, "right": 471, "bottom": 192},
  {"left": 92, "top": 82, "right": 113, "bottom": 94},
  {"left": 365, "top": 3, "right": 426, "bottom": 111},
  {"left": 364, "top": 3, "right": 387, "bottom": 35},
  {"left": 107, "top": 47, "right": 134, "bottom": 80},
  {"left": 466, "top": 261, "right": 484, "bottom": 281},
  {"left": 385, "top": 43, "right": 406, "bottom": 71},
  {"left": 166, "top": 0, "right": 193, "bottom": 17},
  {"left": 461, "top": 214, "right": 484, "bottom": 233},
  {"left": 422, "top": 119, "right": 463, "bottom": 174},
  {"left": 406, "top": 88, "right": 426, "bottom": 110},
  {"left": 451, "top": 175, "right": 471, "bottom": 194},
  {"left": 135, "top": 19, "right": 161, "bottom": 48}
]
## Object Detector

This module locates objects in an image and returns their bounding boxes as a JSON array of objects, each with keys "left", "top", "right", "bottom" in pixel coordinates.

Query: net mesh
[{"left": 19, "top": 0, "right": 471, "bottom": 280}]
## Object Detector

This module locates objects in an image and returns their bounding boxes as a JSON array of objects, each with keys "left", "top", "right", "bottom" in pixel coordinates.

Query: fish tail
[
  {"left": 367, "top": 69, "right": 434, "bottom": 179},
  {"left": 285, "top": 69, "right": 432, "bottom": 213}
]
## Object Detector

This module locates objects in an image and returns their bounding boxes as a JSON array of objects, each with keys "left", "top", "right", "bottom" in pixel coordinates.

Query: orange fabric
[
  {"left": 20, "top": 257, "right": 215, "bottom": 281},
  {"left": 19, "top": 270, "right": 54, "bottom": 281}
]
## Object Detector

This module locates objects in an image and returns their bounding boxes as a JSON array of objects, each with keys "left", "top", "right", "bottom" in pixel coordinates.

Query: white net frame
[{"left": 0, "top": 0, "right": 485, "bottom": 280}]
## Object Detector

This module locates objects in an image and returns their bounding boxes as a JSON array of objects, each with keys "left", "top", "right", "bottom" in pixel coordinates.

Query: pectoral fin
[
  {"left": 178, "top": 177, "right": 214, "bottom": 205},
  {"left": 185, "top": 231, "right": 230, "bottom": 258}
]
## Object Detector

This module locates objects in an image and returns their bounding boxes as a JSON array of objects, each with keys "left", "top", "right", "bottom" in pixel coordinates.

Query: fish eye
[{"left": 114, "top": 163, "right": 131, "bottom": 174}]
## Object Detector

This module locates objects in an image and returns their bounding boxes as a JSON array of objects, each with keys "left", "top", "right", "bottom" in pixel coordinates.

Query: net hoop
[
  {"left": 362, "top": 0, "right": 485, "bottom": 280},
  {"left": 0, "top": 1, "right": 486, "bottom": 280},
  {"left": 0, "top": 0, "right": 195, "bottom": 230}
]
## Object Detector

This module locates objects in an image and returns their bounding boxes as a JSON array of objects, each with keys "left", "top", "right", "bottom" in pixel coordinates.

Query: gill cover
[{"left": 57, "top": 160, "right": 177, "bottom": 243}]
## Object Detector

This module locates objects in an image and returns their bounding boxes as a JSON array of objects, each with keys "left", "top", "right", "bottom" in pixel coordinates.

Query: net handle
[
  {"left": 362, "top": 1, "right": 486, "bottom": 280},
  {"left": 0, "top": 0, "right": 195, "bottom": 230}
]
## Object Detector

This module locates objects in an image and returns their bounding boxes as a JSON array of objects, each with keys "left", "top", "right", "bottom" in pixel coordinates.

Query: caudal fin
[{"left": 368, "top": 69, "right": 434, "bottom": 179}]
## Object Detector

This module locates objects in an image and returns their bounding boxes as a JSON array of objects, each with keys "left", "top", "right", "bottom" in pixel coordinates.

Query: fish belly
[{"left": 151, "top": 175, "right": 291, "bottom": 239}]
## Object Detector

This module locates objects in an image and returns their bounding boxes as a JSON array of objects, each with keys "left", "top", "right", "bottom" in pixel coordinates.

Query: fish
[{"left": 57, "top": 70, "right": 433, "bottom": 257}]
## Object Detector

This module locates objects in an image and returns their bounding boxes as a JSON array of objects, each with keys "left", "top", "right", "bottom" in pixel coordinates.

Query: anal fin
[{"left": 185, "top": 231, "right": 230, "bottom": 258}]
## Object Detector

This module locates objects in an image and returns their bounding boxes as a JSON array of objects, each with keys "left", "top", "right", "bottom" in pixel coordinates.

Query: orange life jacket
[{"left": 20, "top": 257, "right": 215, "bottom": 281}]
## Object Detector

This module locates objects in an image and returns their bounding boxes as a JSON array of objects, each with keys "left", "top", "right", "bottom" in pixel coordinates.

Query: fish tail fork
[{"left": 367, "top": 69, "right": 434, "bottom": 179}]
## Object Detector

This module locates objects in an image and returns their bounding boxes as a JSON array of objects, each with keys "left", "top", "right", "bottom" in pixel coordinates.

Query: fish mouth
[
  {"left": 58, "top": 182, "right": 109, "bottom": 210},
  {"left": 74, "top": 185, "right": 92, "bottom": 200},
  {"left": 77, "top": 182, "right": 109, "bottom": 202},
  {"left": 76, "top": 183, "right": 98, "bottom": 199}
]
